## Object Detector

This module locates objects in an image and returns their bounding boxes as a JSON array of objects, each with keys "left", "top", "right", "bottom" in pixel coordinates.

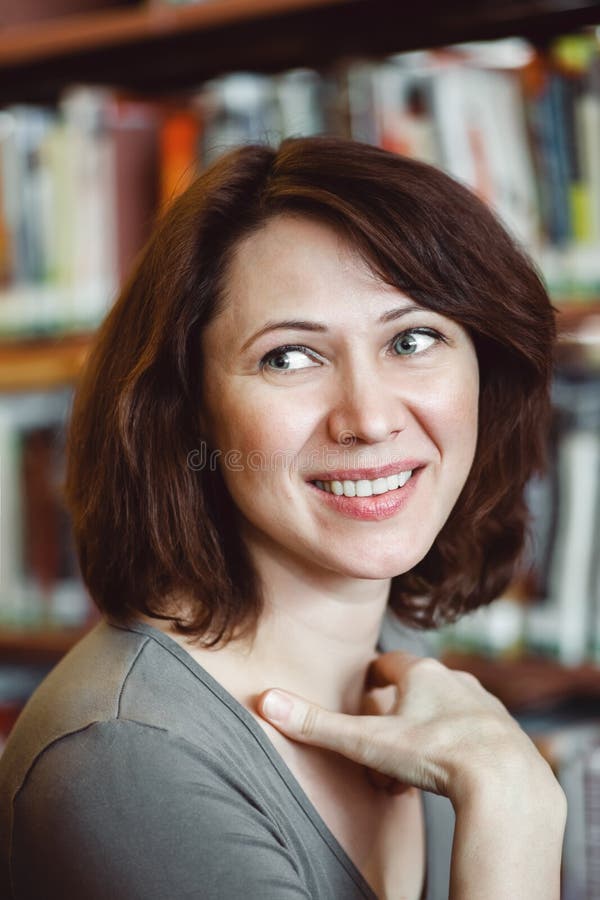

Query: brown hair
[{"left": 63, "top": 135, "right": 556, "bottom": 646}]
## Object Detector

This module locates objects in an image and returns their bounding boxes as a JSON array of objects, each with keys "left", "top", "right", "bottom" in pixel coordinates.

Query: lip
[
  {"left": 307, "top": 466, "right": 424, "bottom": 521},
  {"left": 305, "top": 460, "right": 426, "bottom": 483}
]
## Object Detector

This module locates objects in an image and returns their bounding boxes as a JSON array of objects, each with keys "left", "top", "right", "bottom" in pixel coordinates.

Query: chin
[{"left": 325, "top": 546, "right": 431, "bottom": 581}]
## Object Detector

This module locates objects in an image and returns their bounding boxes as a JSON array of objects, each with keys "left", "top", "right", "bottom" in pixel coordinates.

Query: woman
[{"left": 0, "top": 136, "right": 565, "bottom": 900}]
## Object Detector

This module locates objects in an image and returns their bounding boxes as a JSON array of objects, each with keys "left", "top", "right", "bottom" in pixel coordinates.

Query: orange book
[{"left": 159, "top": 109, "right": 201, "bottom": 208}]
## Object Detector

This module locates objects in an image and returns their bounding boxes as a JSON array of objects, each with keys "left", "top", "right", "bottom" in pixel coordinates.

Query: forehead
[
  {"left": 219, "top": 214, "right": 399, "bottom": 326},
  {"left": 232, "top": 213, "right": 368, "bottom": 276}
]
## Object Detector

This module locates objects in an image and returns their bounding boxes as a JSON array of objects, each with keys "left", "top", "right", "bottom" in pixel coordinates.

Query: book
[
  {"left": 547, "top": 376, "right": 600, "bottom": 665},
  {"left": 533, "top": 720, "right": 600, "bottom": 899},
  {"left": 159, "top": 106, "right": 202, "bottom": 208},
  {"left": 0, "top": 389, "right": 92, "bottom": 630}
]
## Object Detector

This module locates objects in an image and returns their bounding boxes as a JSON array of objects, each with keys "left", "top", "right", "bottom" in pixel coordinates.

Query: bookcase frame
[
  {"left": 1, "top": 0, "right": 600, "bottom": 706},
  {"left": 2, "top": 0, "right": 600, "bottom": 105}
]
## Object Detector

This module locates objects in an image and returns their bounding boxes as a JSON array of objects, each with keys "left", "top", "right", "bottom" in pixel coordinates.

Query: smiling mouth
[{"left": 311, "top": 469, "right": 414, "bottom": 498}]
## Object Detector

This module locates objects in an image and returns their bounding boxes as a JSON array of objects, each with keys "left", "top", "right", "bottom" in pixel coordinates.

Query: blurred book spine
[
  {"left": 6, "top": 38, "right": 600, "bottom": 341},
  {"left": 3, "top": 38, "right": 600, "bottom": 342},
  {"left": 433, "top": 372, "right": 600, "bottom": 667},
  {"left": 0, "top": 388, "right": 93, "bottom": 630},
  {"left": 532, "top": 723, "right": 600, "bottom": 900},
  {"left": 2, "top": 33, "right": 600, "bottom": 667},
  {"left": 0, "top": 88, "right": 164, "bottom": 340}
]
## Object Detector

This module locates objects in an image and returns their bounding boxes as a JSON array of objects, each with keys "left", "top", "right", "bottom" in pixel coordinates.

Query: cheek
[
  {"left": 449, "top": 380, "right": 479, "bottom": 432},
  {"left": 419, "top": 372, "right": 479, "bottom": 463},
  {"left": 209, "top": 381, "right": 316, "bottom": 455},
  {"left": 449, "top": 380, "right": 480, "bottom": 472},
  {"left": 204, "top": 386, "right": 315, "bottom": 499}
]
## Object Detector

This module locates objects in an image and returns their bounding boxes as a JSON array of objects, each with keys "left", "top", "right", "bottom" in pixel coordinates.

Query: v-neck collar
[{"left": 109, "top": 617, "right": 379, "bottom": 898}]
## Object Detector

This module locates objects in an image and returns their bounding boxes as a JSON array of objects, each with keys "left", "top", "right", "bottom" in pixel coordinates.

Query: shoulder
[{"left": 10, "top": 718, "right": 311, "bottom": 900}]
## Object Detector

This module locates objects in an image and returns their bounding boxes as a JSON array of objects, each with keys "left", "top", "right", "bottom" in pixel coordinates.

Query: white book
[
  {"left": 431, "top": 63, "right": 539, "bottom": 247},
  {"left": 275, "top": 69, "right": 326, "bottom": 138},
  {"left": 344, "top": 60, "right": 380, "bottom": 146},
  {"left": 0, "top": 108, "right": 25, "bottom": 286},
  {"left": 576, "top": 92, "right": 600, "bottom": 245},
  {"left": 549, "top": 427, "right": 600, "bottom": 665},
  {"left": 60, "top": 87, "right": 119, "bottom": 329},
  {"left": 200, "top": 73, "right": 281, "bottom": 165},
  {"left": 371, "top": 57, "right": 440, "bottom": 165},
  {"left": 0, "top": 412, "right": 23, "bottom": 627}
]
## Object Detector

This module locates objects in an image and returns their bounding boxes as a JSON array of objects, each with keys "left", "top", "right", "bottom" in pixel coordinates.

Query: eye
[
  {"left": 259, "top": 344, "right": 321, "bottom": 373},
  {"left": 390, "top": 328, "right": 445, "bottom": 356}
]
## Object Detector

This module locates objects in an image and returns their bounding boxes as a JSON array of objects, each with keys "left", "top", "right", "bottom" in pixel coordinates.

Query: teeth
[
  {"left": 356, "top": 480, "right": 373, "bottom": 497},
  {"left": 343, "top": 479, "right": 356, "bottom": 497},
  {"left": 372, "top": 477, "right": 389, "bottom": 495},
  {"left": 314, "top": 470, "right": 413, "bottom": 497}
]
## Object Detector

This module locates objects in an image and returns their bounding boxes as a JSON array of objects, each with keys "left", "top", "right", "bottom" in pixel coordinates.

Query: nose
[{"left": 326, "top": 362, "right": 409, "bottom": 446}]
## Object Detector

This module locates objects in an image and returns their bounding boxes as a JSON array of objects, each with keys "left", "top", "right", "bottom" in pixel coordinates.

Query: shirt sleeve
[{"left": 10, "top": 718, "right": 312, "bottom": 900}]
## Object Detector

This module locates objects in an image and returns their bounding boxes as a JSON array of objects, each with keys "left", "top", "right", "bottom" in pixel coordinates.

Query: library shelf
[
  {"left": 0, "top": 302, "right": 598, "bottom": 393},
  {"left": 555, "top": 301, "right": 600, "bottom": 331},
  {"left": 1, "top": 617, "right": 598, "bottom": 712},
  {"left": 555, "top": 302, "right": 600, "bottom": 370},
  {"left": 0, "top": 621, "right": 97, "bottom": 664},
  {"left": 2, "top": 0, "right": 600, "bottom": 105},
  {"left": 442, "top": 650, "right": 600, "bottom": 713},
  {"left": 0, "top": 332, "right": 94, "bottom": 392}
]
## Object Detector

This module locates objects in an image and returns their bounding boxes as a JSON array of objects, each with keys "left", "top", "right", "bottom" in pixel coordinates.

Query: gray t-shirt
[{"left": 0, "top": 613, "right": 454, "bottom": 899}]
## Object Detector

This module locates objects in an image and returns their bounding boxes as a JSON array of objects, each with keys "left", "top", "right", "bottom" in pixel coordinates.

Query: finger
[
  {"left": 365, "top": 650, "right": 423, "bottom": 690},
  {"left": 257, "top": 689, "right": 378, "bottom": 761}
]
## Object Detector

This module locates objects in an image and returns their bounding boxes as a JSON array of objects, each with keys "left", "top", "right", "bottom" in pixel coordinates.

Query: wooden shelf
[
  {"left": 2, "top": 0, "right": 600, "bottom": 105},
  {"left": 555, "top": 301, "right": 600, "bottom": 332},
  {"left": 554, "top": 302, "right": 600, "bottom": 371},
  {"left": 0, "top": 333, "right": 94, "bottom": 392},
  {"left": 0, "top": 302, "right": 597, "bottom": 392},
  {"left": 2, "top": 620, "right": 599, "bottom": 713},
  {"left": 0, "top": 621, "right": 96, "bottom": 663},
  {"left": 442, "top": 650, "right": 600, "bottom": 713}
]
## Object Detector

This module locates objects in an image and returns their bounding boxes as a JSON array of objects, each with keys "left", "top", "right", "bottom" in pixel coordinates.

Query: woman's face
[{"left": 199, "top": 214, "right": 479, "bottom": 581}]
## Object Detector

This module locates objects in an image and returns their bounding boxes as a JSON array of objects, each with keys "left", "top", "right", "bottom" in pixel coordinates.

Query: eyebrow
[{"left": 239, "top": 304, "right": 425, "bottom": 353}]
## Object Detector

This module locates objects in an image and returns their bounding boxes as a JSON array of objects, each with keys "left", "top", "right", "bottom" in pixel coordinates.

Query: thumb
[
  {"left": 259, "top": 689, "right": 411, "bottom": 797},
  {"left": 258, "top": 689, "right": 366, "bottom": 757}
]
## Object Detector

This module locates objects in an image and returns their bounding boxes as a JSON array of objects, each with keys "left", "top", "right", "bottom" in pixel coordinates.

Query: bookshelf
[
  {"left": 1, "top": 618, "right": 599, "bottom": 711},
  {"left": 2, "top": 0, "right": 600, "bottom": 105},
  {"left": 0, "top": 334, "right": 93, "bottom": 392},
  {"left": 0, "top": 623, "right": 95, "bottom": 664},
  {"left": 1, "top": 2, "right": 600, "bottom": 707},
  {"left": 0, "top": 305, "right": 595, "bottom": 396},
  {"left": 2, "top": 10, "right": 600, "bottom": 894},
  {"left": 442, "top": 651, "right": 600, "bottom": 713}
]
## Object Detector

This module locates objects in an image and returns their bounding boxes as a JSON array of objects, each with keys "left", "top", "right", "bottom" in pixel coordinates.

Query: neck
[
  {"left": 136, "top": 549, "right": 391, "bottom": 718},
  {"left": 230, "top": 561, "right": 391, "bottom": 716}
]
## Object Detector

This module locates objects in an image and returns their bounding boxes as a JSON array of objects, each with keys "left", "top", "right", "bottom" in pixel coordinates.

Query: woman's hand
[
  {"left": 257, "top": 652, "right": 567, "bottom": 899},
  {"left": 256, "top": 651, "right": 562, "bottom": 811}
]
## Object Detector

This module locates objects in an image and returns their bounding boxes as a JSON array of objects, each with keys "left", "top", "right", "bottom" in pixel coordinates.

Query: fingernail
[{"left": 262, "top": 690, "right": 293, "bottom": 723}]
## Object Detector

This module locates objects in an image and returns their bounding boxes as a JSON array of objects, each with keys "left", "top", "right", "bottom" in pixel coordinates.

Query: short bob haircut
[{"left": 63, "top": 135, "right": 556, "bottom": 647}]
